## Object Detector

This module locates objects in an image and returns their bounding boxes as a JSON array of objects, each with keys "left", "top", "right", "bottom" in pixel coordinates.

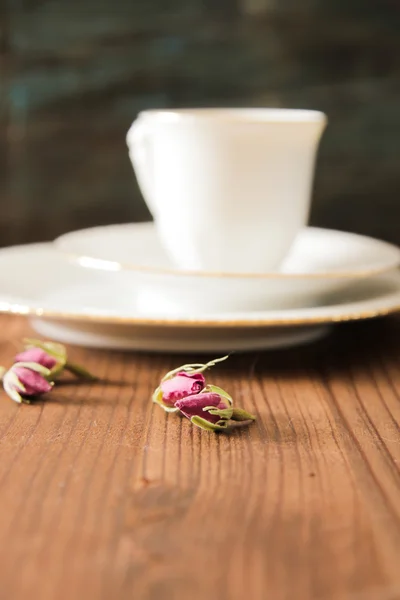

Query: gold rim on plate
[{"left": 1, "top": 299, "right": 399, "bottom": 328}]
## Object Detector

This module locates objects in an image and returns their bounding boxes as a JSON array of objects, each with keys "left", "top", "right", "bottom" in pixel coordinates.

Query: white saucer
[
  {"left": 30, "top": 318, "right": 331, "bottom": 353},
  {"left": 54, "top": 223, "right": 400, "bottom": 314},
  {"left": 0, "top": 243, "right": 399, "bottom": 353}
]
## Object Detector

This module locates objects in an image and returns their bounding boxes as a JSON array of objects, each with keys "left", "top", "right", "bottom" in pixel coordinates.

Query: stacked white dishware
[{"left": 0, "top": 109, "right": 399, "bottom": 352}]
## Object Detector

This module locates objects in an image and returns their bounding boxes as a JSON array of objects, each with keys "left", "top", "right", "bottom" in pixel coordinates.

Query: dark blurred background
[{"left": 0, "top": 0, "right": 399, "bottom": 248}]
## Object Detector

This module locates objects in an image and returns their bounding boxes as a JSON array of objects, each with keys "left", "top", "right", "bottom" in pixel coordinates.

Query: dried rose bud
[
  {"left": 152, "top": 356, "right": 229, "bottom": 413},
  {"left": 21, "top": 339, "right": 96, "bottom": 380},
  {"left": 15, "top": 348, "right": 58, "bottom": 371},
  {"left": 175, "top": 387, "right": 256, "bottom": 432},
  {"left": 159, "top": 372, "right": 205, "bottom": 408},
  {"left": 175, "top": 392, "right": 233, "bottom": 431},
  {"left": 2, "top": 362, "right": 53, "bottom": 404}
]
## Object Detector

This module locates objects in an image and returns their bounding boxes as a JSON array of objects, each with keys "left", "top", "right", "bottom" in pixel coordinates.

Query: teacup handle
[{"left": 126, "top": 119, "right": 156, "bottom": 216}]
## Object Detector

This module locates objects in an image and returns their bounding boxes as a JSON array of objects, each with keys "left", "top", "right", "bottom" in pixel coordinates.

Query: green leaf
[
  {"left": 231, "top": 407, "right": 256, "bottom": 422},
  {"left": 203, "top": 406, "right": 233, "bottom": 420},
  {"left": 161, "top": 363, "right": 204, "bottom": 382},
  {"left": 225, "top": 419, "right": 255, "bottom": 430},
  {"left": 49, "top": 364, "right": 66, "bottom": 380},
  {"left": 6, "top": 370, "right": 26, "bottom": 393},
  {"left": 65, "top": 361, "right": 97, "bottom": 381},
  {"left": 161, "top": 355, "right": 230, "bottom": 382},
  {"left": 13, "top": 362, "right": 52, "bottom": 378},
  {"left": 192, "top": 355, "right": 230, "bottom": 375},
  {"left": 190, "top": 416, "right": 228, "bottom": 432},
  {"left": 204, "top": 384, "right": 233, "bottom": 405},
  {"left": 3, "top": 374, "right": 23, "bottom": 403},
  {"left": 23, "top": 339, "right": 66, "bottom": 361}
]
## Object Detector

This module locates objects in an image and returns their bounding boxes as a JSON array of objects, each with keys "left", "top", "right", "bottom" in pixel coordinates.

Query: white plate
[
  {"left": 0, "top": 243, "right": 399, "bottom": 352},
  {"left": 54, "top": 223, "right": 400, "bottom": 314}
]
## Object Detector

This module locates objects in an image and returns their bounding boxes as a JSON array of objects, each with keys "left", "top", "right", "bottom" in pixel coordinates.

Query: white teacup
[{"left": 127, "top": 108, "right": 327, "bottom": 273}]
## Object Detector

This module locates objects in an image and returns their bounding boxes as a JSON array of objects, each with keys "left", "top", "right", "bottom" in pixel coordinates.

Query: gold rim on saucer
[{"left": 55, "top": 224, "right": 400, "bottom": 280}]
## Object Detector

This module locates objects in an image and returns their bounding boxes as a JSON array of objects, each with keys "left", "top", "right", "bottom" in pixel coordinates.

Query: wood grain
[{"left": 0, "top": 315, "right": 400, "bottom": 600}]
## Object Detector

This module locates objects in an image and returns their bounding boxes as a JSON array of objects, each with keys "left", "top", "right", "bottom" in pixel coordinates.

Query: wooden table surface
[{"left": 0, "top": 315, "right": 400, "bottom": 600}]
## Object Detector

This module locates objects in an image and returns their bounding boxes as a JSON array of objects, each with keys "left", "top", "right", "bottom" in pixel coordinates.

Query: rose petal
[
  {"left": 175, "top": 392, "right": 229, "bottom": 424},
  {"left": 160, "top": 372, "right": 205, "bottom": 406},
  {"left": 15, "top": 348, "right": 57, "bottom": 370},
  {"left": 13, "top": 367, "right": 53, "bottom": 396}
]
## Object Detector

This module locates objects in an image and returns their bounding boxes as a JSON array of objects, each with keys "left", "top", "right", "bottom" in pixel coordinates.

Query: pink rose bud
[
  {"left": 175, "top": 388, "right": 256, "bottom": 432},
  {"left": 160, "top": 372, "right": 205, "bottom": 407},
  {"left": 175, "top": 392, "right": 233, "bottom": 430},
  {"left": 20, "top": 339, "right": 96, "bottom": 381},
  {"left": 2, "top": 362, "right": 53, "bottom": 404},
  {"left": 15, "top": 348, "right": 57, "bottom": 370},
  {"left": 152, "top": 355, "right": 229, "bottom": 413}
]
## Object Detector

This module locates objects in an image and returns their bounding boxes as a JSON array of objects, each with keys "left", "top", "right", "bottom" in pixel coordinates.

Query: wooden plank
[{"left": 0, "top": 315, "right": 399, "bottom": 599}]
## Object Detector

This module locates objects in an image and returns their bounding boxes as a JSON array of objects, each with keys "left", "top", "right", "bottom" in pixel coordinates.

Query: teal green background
[{"left": 0, "top": 0, "right": 399, "bottom": 246}]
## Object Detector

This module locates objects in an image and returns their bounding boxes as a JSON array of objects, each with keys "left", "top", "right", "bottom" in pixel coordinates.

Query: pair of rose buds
[
  {"left": 1, "top": 344, "right": 255, "bottom": 433},
  {"left": 0, "top": 339, "right": 95, "bottom": 403},
  {"left": 152, "top": 356, "right": 256, "bottom": 431}
]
